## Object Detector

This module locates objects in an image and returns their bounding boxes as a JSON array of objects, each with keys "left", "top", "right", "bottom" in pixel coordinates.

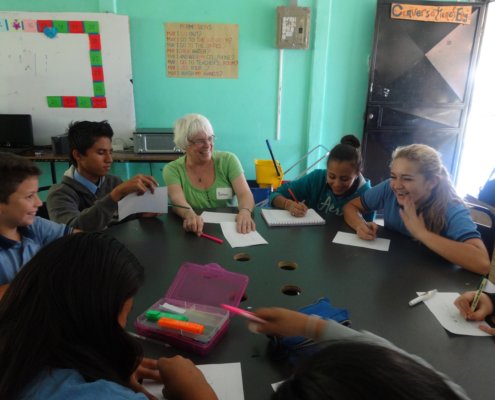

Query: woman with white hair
[{"left": 163, "top": 114, "right": 255, "bottom": 235}]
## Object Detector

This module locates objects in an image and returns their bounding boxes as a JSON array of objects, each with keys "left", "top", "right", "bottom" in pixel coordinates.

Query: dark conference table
[{"left": 107, "top": 210, "right": 494, "bottom": 400}]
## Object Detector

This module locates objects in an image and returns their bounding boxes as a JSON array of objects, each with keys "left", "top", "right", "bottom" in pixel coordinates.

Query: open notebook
[{"left": 261, "top": 208, "right": 325, "bottom": 227}]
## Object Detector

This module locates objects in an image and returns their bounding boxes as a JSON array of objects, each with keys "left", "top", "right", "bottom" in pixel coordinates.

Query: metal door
[{"left": 362, "top": 0, "right": 487, "bottom": 184}]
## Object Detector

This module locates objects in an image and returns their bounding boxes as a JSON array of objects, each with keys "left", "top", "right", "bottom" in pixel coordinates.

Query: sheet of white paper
[
  {"left": 143, "top": 362, "right": 244, "bottom": 400},
  {"left": 423, "top": 292, "right": 491, "bottom": 336},
  {"left": 118, "top": 187, "right": 168, "bottom": 221},
  {"left": 484, "top": 279, "right": 495, "bottom": 294},
  {"left": 332, "top": 231, "right": 390, "bottom": 252},
  {"left": 201, "top": 211, "right": 237, "bottom": 223},
  {"left": 220, "top": 222, "right": 268, "bottom": 248}
]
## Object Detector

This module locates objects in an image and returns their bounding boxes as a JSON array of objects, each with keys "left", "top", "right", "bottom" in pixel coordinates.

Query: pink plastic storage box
[{"left": 135, "top": 262, "right": 249, "bottom": 355}]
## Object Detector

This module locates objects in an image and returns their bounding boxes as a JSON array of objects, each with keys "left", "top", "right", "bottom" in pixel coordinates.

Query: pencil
[
  {"left": 471, "top": 277, "right": 488, "bottom": 312},
  {"left": 200, "top": 232, "right": 224, "bottom": 244},
  {"left": 169, "top": 203, "right": 191, "bottom": 210},
  {"left": 265, "top": 139, "right": 281, "bottom": 177},
  {"left": 287, "top": 188, "right": 299, "bottom": 203}
]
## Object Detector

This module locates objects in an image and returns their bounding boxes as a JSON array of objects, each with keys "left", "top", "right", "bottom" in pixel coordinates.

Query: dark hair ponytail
[{"left": 327, "top": 134, "right": 362, "bottom": 173}]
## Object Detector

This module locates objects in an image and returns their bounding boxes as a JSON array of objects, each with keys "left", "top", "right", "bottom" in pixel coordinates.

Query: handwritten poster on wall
[
  {"left": 165, "top": 23, "right": 238, "bottom": 79},
  {"left": 390, "top": 4, "right": 472, "bottom": 24}
]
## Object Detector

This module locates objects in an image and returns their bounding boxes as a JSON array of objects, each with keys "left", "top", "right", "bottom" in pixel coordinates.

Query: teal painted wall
[
  {"left": 1, "top": 0, "right": 379, "bottom": 179},
  {"left": 0, "top": 0, "right": 99, "bottom": 12}
]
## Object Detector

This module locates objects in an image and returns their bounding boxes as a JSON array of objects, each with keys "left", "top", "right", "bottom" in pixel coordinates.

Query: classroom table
[{"left": 107, "top": 209, "right": 495, "bottom": 400}]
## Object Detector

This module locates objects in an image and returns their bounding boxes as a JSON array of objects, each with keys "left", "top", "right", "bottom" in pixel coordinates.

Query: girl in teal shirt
[{"left": 270, "top": 135, "right": 374, "bottom": 221}]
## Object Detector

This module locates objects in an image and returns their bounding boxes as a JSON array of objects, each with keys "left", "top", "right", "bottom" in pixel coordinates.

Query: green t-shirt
[{"left": 163, "top": 151, "right": 244, "bottom": 208}]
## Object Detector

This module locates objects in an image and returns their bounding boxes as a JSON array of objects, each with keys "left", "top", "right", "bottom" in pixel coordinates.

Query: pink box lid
[{"left": 165, "top": 262, "right": 249, "bottom": 308}]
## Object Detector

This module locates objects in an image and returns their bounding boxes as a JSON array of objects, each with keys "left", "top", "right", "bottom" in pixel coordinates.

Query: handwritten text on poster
[
  {"left": 166, "top": 23, "right": 238, "bottom": 79},
  {"left": 391, "top": 4, "right": 472, "bottom": 24}
]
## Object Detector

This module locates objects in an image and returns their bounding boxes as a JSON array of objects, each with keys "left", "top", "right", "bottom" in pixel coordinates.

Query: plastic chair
[
  {"left": 37, "top": 187, "right": 51, "bottom": 220},
  {"left": 465, "top": 201, "right": 495, "bottom": 261}
]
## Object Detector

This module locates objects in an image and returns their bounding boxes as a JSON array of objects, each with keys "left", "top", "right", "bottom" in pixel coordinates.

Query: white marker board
[{"left": 0, "top": 12, "right": 135, "bottom": 144}]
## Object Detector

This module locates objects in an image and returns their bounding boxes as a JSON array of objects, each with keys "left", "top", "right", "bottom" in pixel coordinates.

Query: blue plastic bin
[{"left": 248, "top": 180, "right": 271, "bottom": 208}]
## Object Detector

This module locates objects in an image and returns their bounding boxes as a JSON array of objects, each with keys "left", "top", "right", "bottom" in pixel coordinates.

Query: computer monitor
[{"left": 0, "top": 114, "right": 34, "bottom": 148}]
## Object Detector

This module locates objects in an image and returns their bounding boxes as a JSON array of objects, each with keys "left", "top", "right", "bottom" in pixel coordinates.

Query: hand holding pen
[
  {"left": 356, "top": 219, "right": 378, "bottom": 240},
  {"left": 183, "top": 210, "right": 204, "bottom": 236},
  {"left": 286, "top": 200, "right": 308, "bottom": 217},
  {"left": 285, "top": 188, "right": 308, "bottom": 217},
  {"left": 169, "top": 202, "right": 204, "bottom": 236},
  {"left": 454, "top": 290, "right": 495, "bottom": 335},
  {"left": 454, "top": 279, "right": 493, "bottom": 320}
]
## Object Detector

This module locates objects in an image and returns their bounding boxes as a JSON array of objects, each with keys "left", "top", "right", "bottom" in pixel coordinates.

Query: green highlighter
[{"left": 146, "top": 310, "right": 189, "bottom": 322}]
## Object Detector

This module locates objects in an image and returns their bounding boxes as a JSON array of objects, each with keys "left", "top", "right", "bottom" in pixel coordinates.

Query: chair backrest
[
  {"left": 479, "top": 168, "right": 495, "bottom": 207},
  {"left": 37, "top": 202, "right": 50, "bottom": 220},
  {"left": 465, "top": 202, "right": 495, "bottom": 261}
]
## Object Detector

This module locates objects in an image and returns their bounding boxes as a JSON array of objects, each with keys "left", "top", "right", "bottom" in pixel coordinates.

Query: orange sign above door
[{"left": 391, "top": 3, "right": 472, "bottom": 24}]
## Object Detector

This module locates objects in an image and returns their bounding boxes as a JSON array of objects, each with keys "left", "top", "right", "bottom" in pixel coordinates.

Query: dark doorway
[{"left": 362, "top": 0, "right": 487, "bottom": 185}]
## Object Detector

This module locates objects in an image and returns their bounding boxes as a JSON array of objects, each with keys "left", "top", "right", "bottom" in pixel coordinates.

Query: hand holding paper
[{"left": 118, "top": 187, "right": 168, "bottom": 221}]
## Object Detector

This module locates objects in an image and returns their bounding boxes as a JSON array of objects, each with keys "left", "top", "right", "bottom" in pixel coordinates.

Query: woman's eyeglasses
[{"left": 189, "top": 136, "right": 215, "bottom": 146}]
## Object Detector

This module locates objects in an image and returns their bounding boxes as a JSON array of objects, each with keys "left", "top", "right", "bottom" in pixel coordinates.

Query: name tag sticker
[{"left": 216, "top": 187, "right": 233, "bottom": 200}]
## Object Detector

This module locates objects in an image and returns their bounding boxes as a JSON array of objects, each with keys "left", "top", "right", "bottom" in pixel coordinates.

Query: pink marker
[
  {"left": 221, "top": 304, "right": 266, "bottom": 323},
  {"left": 200, "top": 232, "right": 224, "bottom": 244}
]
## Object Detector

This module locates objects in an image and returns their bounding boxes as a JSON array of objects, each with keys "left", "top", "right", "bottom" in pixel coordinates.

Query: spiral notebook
[{"left": 261, "top": 208, "right": 325, "bottom": 227}]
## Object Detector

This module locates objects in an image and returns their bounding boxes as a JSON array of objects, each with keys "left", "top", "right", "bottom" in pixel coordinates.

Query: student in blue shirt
[
  {"left": 270, "top": 135, "right": 374, "bottom": 220},
  {"left": 0, "top": 153, "right": 74, "bottom": 298},
  {"left": 343, "top": 144, "right": 489, "bottom": 274},
  {"left": 0, "top": 233, "right": 217, "bottom": 400}
]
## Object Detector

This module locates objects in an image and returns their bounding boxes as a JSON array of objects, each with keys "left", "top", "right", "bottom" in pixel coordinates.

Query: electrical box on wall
[{"left": 276, "top": 6, "right": 310, "bottom": 49}]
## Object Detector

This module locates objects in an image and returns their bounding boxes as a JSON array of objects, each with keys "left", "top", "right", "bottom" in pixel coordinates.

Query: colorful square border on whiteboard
[
  {"left": 0, "top": 18, "right": 107, "bottom": 108},
  {"left": 46, "top": 96, "right": 107, "bottom": 108}
]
